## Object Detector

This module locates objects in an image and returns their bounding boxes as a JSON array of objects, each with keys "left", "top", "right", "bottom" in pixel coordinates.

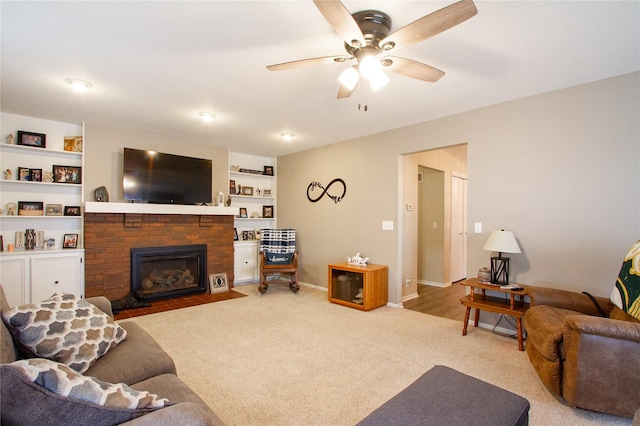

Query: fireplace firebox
[{"left": 131, "top": 244, "right": 207, "bottom": 301}]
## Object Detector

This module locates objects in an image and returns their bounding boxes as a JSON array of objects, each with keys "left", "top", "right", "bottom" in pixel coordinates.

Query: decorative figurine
[
  {"left": 6, "top": 134, "right": 14, "bottom": 145},
  {"left": 347, "top": 252, "right": 370, "bottom": 265},
  {"left": 6, "top": 202, "right": 17, "bottom": 216},
  {"left": 4, "top": 169, "right": 12, "bottom": 180}
]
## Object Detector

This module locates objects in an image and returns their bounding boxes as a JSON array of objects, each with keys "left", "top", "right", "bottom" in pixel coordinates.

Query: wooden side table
[
  {"left": 459, "top": 278, "right": 529, "bottom": 351},
  {"left": 328, "top": 262, "right": 388, "bottom": 311}
]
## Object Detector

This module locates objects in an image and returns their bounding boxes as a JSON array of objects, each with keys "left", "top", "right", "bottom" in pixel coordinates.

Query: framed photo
[
  {"left": 262, "top": 189, "right": 272, "bottom": 197},
  {"left": 234, "top": 228, "right": 239, "bottom": 241},
  {"left": 44, "top": 238, "right": 56, "bottom": 250},
  {"left": 18, "top": 167, "right": 30, "bottom": 181},
  {"left": 263, "top": 205, "right": 274, "bottom": 218},
  {"left": 18, "top": 201, "right": 44, "bottom": 216},
  {"left": 17, "top": 131, "right": 46, "bottom": 148},
  {"left": 264, "top": 165, "right": 274, "bottom": 176},
  {"left": 241, "top": 186, "right": 254, "bottom": 196},
  {"left": 63, "top": 234, "right": 78, "bottom": 249},
  {"left": 239, "top": 207, "right": 247, "bottom": 218},
  {"left": 209, "top": 273, "right": 229, "bottom": 294},
  {"left": 242, "top": 230, "right": 255, "bottom": 241},
  {"left": 30, "top": 168, "right": 42, "bottom": 182},
  {"left": 63, "top": 136, "right": 83, "bottom": 152},
  {"left": 46, "top": 203, "right": 63, "bottom": 216},
  {"left": 53, "top": 165, "right": 82, "bottom": 184},
  {"left": 229, "top": 179, "right": 237, "bottom": 195},
  {"left": 64, "top": 205, "right": 81, "bottom": 216}
]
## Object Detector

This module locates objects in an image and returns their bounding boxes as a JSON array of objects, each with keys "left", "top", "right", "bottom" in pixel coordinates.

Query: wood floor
[{"left": 403, "top": 282, "right": 467, "bottom": 322}]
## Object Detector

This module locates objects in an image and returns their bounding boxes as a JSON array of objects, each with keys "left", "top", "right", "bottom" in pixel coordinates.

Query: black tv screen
[{"left": 123, "top": 148, "right": 212, "bottom": 204}]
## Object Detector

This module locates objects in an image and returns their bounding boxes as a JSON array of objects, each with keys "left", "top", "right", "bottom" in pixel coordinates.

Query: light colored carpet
[{"left": 126, "top": 284, "right": 631, "bottom": 426}]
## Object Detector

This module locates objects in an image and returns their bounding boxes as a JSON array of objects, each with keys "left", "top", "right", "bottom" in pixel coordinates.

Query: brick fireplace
[{"left": 84, "top": 211, "right": 235, "bottom": 300}]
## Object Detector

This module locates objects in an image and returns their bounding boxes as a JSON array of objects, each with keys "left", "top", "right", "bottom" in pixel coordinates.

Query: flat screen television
[{"left": 123, "top": 147, "right": 212, "bottom": 204}]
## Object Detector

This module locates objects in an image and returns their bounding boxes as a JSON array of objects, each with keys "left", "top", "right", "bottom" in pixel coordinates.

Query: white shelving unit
[
  {"left": 229, "top": 152, "right": 276, "bottom": 283},
  {"left": 0, "top": 113, "right": 85, "bottom": 304}
]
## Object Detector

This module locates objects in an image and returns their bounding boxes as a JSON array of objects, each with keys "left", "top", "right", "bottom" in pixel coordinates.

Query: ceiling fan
[{"left": 267, "top": 0, "right": 478, "bottom": 99}]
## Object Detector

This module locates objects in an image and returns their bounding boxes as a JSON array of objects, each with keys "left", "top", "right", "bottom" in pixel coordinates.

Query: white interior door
[{"left": 450, "top": 175, "right": 467, "bottom": 282}]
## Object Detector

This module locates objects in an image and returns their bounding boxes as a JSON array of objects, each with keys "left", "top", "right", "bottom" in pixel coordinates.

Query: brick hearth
[{"left": 84, "top": 213, "right": 235, "bottom": 300}]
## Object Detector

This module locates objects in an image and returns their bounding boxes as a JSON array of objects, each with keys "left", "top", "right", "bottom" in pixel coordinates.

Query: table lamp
[{"left": 483, "top": 230, "right": 521, "bottom": 285}]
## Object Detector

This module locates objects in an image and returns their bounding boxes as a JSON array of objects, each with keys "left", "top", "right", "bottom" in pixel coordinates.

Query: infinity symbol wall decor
[{"left": 307, "top": 178, "right": 346, "bottom": 203}]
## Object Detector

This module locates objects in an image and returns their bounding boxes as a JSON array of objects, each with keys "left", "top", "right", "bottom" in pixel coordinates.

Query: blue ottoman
[{"left": 357, "top": 365, "right": 530, "bottom": 426}]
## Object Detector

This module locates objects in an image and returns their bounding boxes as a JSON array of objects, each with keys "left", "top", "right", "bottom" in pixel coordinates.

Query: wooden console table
[{"left": 459, "top": 278, "right": 529, "bottom": 351}]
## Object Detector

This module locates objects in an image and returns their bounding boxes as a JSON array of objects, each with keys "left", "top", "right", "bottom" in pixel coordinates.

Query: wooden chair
[{"left": 258, "top": 229, "right": 299, "bottom": 294}]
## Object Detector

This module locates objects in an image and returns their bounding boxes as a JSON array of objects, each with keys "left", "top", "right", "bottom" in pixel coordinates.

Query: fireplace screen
[{"left": 131, "top": 244, "right": 207, "bottom": 301}]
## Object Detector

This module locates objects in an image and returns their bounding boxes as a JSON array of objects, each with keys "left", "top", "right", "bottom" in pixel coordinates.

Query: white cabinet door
[
  {"left": 31, "top": 252, "right": 83, "bottom": 301},
  {"left": 234, "top": 241, "right": 259, "bottom": 283},
  {"left": 0, "top": 256, "right": 28, "bottom": 306}
]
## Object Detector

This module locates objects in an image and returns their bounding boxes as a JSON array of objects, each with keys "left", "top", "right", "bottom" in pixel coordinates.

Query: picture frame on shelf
[
  {"left": 209, "top": 273, "right": 229, "bottom": 294},
  {"left": 18, "top": 201, "right": 44, "bottom": 216},
  {"left": 44, "top": 238, "right": 56, "bottom": 250},
  {"left": 53, "top": 165, "right": 82, "bottom": 184},
  {"left": 63, "top": 234, "right": 78, "bottom": 249},
  {"left": 242, "top": 230, "right": 255, "bottom": 241},
  {"left": 64, "top": 206, "right": 81, "bottom": 216},
  {"left": 264, "top": 165, "right": 274, "bottom": 176},
  {"left": 29, "top": 168, "right": 42, "bottom": 182},
  {"left": 63, "top": 136, "right": 83, "bottom": 152},
  {"left": 17, "top": 131, "right": 46, "bottom": 148},
  {"left": 45, "top": 204, "right": 63, "bottom": 216},
  {"left": 234, "top": 228, "right": 239, "bottom": 241},
  {"left": 241, "top": 186, "right": 254, "bottom": 196},
  {"left": 18, "top": 167, "right": 30, "bottom": 181},
  {"left": 229, "top": 179, "right": 237, "bottom": 195},
  {"left": 239, "top": 207, "right": 247, "bottom": 218},
  {"left": 262, "top": 189, "right": 272, "bottom": 197},
  {"left": 263, "top": 205, "right": 274, "bottom": 219}
]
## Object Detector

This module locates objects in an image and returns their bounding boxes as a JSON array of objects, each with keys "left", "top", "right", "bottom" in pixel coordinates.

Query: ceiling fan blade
[
  {"left": 313, "top": 0, "right": 365, "bottom": 47},
  {"left": 378, "top": 0, "right": 477, "bottom": 51},
  {"left": 337, "top": 81, "right": 358, "bottom": 99},
  {"left": 267, "top": 55, "right": 350, "bottom": 71},
  {"left": 383, "top": 57, "right": 445, "bottom": 82}
]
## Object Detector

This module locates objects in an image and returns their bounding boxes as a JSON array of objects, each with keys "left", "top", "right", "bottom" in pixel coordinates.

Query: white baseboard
[
  {"left": 402, "top": 292, "right": 419, "bottom": 302},
  {"left": 417, "top": 280, "right": 451, "bottom": 288}
]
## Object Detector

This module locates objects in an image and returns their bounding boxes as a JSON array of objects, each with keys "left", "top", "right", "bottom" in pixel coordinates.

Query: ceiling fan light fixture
[
  {"left": 369, "top": 68, "right": 389, "bottom": 91},
  {"left": 338, "top": 66, "right": 360, "bottom": 91},
  {"left": 358, "top": 54, "right": 381, "bottom": 80}
]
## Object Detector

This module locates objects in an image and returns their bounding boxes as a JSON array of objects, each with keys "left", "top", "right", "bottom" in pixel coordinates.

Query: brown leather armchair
[{"left": 523, "top": 287, "right": 640, "bottom": 418}]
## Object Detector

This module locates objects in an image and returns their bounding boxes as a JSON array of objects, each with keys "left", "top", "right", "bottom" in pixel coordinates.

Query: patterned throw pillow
[
  {"left": 1, "top": 293, "right": 127, "bottom": 373},
  {"left": 11, "top": 358, "right": 168, "bottom": 409},
  {"left": 610, "top": 240, "right": 640, "bottom": 321}
]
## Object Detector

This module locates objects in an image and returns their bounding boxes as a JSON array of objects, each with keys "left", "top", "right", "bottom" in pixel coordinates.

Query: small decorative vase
[{"left": 478, "top": 267, "right": 491, "bottom": 283}]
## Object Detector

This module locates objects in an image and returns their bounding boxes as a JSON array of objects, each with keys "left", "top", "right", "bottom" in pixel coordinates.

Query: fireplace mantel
[{"left": 85, "top": 201, "right": 238, "bottom": 216}]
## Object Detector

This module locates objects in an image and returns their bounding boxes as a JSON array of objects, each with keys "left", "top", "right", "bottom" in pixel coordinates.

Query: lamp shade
[{"left": 483, "top": 230, "right": 521, "bottom": 254}]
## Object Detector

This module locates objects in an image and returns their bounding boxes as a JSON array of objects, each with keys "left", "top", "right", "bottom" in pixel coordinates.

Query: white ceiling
[{"left": 1, "top": 1, "right": 639, "bottom": 158}]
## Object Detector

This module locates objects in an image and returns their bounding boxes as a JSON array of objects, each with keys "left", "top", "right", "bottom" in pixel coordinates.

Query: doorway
[{"left": 401, "top": 144, "right": 468, "bottom": 317}]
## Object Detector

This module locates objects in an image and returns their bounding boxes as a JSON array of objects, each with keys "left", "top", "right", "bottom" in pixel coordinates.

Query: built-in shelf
[{"left": 84, "top": 201, "right": 238, "bottom": 216}]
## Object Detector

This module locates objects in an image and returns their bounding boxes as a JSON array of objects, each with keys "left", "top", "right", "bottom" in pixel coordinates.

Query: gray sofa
[{"left": 0, "top": 285, "right": 224, "bottom": 425}]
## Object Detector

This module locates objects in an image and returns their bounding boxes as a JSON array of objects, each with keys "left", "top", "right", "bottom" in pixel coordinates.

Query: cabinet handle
[{"left": 54, "top": 280, "right": 59, "bottom": 285}]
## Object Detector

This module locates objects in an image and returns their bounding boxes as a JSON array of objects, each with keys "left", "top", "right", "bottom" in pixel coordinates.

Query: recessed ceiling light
[
  {"left": 65, "top": 78, "right": 92, "bottom": 92},
  {"left": 199, "top": 112, "right": 216, "bottom": 122},
  {"left": 282, "top": 133, "right": 294, "bottom": 142}
]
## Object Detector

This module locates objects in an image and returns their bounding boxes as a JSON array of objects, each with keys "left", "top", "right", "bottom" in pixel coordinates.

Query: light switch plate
[
  {"left": 382, "top": 221, "right": 394, "bottom": 231},
  {"left": 474, "top": 222, "right": 482, "bottom": 233}
]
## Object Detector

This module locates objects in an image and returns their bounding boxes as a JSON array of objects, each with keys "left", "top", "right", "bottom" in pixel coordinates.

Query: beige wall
[
  {"left": 83, "top": 124, "right": 229, "bottom": 204},
  {"left": 278, "top": 71, "right": 640, "bottom": 305}
]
